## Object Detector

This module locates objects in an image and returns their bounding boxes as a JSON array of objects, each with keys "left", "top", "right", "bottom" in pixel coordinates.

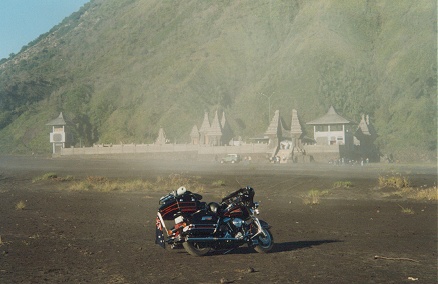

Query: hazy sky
[{"left": 0, "top": 0, "right": 90, "bottom": 59}]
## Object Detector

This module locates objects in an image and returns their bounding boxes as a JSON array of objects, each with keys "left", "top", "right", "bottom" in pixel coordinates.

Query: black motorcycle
[{"left": 155, "top": 186, "right": 274, "bottom": 256}]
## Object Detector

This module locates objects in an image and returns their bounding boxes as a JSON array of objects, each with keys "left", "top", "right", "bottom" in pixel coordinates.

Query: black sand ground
[{"left": 0, "top": 155, "right": 436, "bottom": 283}]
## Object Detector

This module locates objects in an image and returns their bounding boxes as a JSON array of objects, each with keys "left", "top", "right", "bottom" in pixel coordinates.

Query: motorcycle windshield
[{"left": 222, "top": 187, "right": 254, "bottom": 205}]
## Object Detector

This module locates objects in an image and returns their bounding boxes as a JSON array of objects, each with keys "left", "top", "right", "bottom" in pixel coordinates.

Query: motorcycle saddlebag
[
  {"left": 158, "top": 193, "right": 203, "bottom": 220},
  {"left": 185, "top": 211, "right": 218, "bottom": 236}
]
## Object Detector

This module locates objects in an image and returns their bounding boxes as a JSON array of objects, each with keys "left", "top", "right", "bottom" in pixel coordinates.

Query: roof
[
  {"left": 221, "top": 111, "right": 226, "bottom": 127},
  {"left": 264, "top": 110, "right": 281, "bottom": 135},
  {"left": 290, "top": 109, "right": 303, "bottom": 136},
  {"left": 190, "top": 125, "right": 199, "bottom": 138},
  {"left": 199, "top": 112, "right": 210, "bottom": 133},
  {"left": 357, "top": 114, "right": 371, "bottom": 135},
  {"left": 46, "top": 112, "right": 67, "bottom": 126},
  {"left": 155, "top": 128, "right": 167, "bottom": 144},
  {"left": 306, "top": 106, "right": 354, "bottom": 125},
  {"left": 208, "top": 111, "right": 223, "bottom": 136},
  {"left": 355, "top": 114, "right": 377, "bottom": 139}
]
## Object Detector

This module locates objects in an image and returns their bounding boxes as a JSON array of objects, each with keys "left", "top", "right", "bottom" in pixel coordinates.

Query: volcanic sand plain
[{"left": 0, "top": 155, "right": 436, "bottom": 283}]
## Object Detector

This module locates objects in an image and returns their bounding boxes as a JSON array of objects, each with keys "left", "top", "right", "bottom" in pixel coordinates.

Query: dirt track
[{"left": 0, "top": 155, "right": 436, "bottom": 283}]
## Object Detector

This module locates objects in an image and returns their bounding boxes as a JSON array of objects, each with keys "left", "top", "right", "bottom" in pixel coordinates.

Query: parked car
[{"left": 220, "top": 154, "right": 241, "bottom": 164}]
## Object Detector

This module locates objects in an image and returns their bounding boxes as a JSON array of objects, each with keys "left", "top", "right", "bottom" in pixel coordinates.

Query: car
[{"left": 220, "top": 154, "right": 241, "bottom": 164}]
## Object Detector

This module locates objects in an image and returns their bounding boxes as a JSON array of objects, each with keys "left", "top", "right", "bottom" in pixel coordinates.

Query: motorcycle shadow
[
  {"left": 271, "top": 239, "right": 342, "bottom": 253},
  {"left": 203, "top": 239, "right": 343, "bottom": 256}
]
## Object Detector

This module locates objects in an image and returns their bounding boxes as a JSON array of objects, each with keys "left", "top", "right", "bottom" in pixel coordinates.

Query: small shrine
[
  {"left": 155, "top": 128, "right": 168, "bottom": 145},
  {"left": 190, "top": 125, "right": 200, "bottom": 145},
  {"left": 46, "top": 112, "right": 68, "bottom": 154}
]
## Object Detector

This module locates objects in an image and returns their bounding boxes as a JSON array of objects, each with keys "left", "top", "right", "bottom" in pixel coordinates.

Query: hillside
[{"left": 0, "top": 0, "right": 436, "bottom": 161}]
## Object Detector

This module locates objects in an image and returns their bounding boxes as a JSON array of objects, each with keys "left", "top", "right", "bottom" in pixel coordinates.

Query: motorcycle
[{"left": 155, "top": 186, "right": 274, "bottom": 256}]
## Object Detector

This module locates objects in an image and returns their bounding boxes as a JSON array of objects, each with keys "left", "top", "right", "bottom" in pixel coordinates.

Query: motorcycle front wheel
[
  {"left": 253, "top": 227, "right": 274, "bottom": 253},
  {"left": 183, "top": 242, "right": 211, "bottom": 256}
]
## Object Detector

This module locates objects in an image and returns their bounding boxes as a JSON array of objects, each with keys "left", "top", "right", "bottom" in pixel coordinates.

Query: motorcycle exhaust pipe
[{"left": 186, "top": 237, "right": 240, "bottom": 242}]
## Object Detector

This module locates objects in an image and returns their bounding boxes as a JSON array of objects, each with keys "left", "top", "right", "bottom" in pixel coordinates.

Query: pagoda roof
[
  {"left": 264, "top": 110, "right": 281, "bottom": 135},
  {"left": 199, "top": 112, "right": 210, "bottom": 133},
  {"left": 155, "top": 128, "right": 167, "bottom": 144},
  {"left": 357, "top": 115, "right": 371, "bottom": 135},
  {"left": 46, "top": 112, "right": 67, "bottom": 126},
  {"left": 221, "top": 111, "right": 226, "bottom": 127},
  {"left": 355, "top": 114, "right": 377, "bottom": 139},
  {"left": 306, "top": 106, "right": 354, "bottom": 125},
  {"left": 190, "top": 125, "right": 199, "bottom": 138},
  {"left": 208, "top": 111, "right": 223, "bottom": 136},
  {"left": 290, "top": 109, "right": 303, "bottom": 136}
]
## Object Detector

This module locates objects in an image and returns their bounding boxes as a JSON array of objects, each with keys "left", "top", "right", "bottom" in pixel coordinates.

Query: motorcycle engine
[
  {"left": 220, "top": 217, "right": 246, "bottom": 239},
  {"left": 231, "top": 218, "right": 244, "bottom": 239},
  {"left": 232, "top": 218, "right": 244, "bottom": 228}
]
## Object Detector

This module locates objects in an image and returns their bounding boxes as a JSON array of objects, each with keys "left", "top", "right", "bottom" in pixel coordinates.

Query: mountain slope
[{"left": 0, "top": 0, "right": 436, "bottom": 160}]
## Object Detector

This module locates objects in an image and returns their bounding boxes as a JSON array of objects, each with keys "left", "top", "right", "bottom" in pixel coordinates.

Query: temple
[
  {"left": 191, "top": 111, "right": 232, "bottom": 146},
  {"left": 53, "top": 106, "right": 379, "bottom": 163},
  {"left": 306, "top": 106, "right": 355, "bottom": 147}
]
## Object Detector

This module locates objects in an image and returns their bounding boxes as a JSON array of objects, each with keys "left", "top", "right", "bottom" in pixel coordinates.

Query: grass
[
  {"left": 211, "top": 180, "right": 226, "bottom": 187},
  {"left": 32, "top": 172, "right": 74, "bottom": 183},
  {"left": 390, "top": 186, "right": 437, "bottom": 201},
  {"left": 154, "top": 174, "right": 205, "bottom": 193},
  {"left": 378, "top": 174, "right": 410, "bottom": 189},
  {"left": 67, "top": 173, "right": 205, "bottom": 193},
  {"left": 69, "top": 176, "right": 152, "bottom": 192},
  {"left": 32, "top": 172, "right": 58, "bottom": 182},
  {"left": 378, "top": 174, "right": 437, "bottom": 201},
  {"left": 15, "top": 200, "right": 26, "bottom": 210},
  {"left": 397, "top": 204, "right": 415, "bottom": 215},
  {"left": 333, "top": 181, "right": 353, "bottom": 188},
  {"left": 302, "top": 189, "right": 329, "bottom": 205}
]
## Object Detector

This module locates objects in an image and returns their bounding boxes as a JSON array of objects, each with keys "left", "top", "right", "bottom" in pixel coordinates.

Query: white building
[
  {"left": 46, "top": 112, "right": 68, "bottom": 154},
  {"left": 306, "top": 106, "right": 355, "bottom": 147}
]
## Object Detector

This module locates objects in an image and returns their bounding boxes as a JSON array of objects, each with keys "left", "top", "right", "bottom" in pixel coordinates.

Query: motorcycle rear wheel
[
  {"left": 183, "top": 242, "right": 211, "bottom": 256},
  {"left": 254, "top": 228, "right": 274, "bottom": 253}
]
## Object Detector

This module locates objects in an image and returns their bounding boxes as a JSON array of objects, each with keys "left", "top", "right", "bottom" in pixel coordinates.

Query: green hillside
[{"left": 0, "top": 0, "right": 436, "bottom": 161}]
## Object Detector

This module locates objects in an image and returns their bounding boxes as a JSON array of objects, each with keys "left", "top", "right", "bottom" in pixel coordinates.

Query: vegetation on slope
[{"left": 0, "top": 0, "right": 436, "bottom": 161}]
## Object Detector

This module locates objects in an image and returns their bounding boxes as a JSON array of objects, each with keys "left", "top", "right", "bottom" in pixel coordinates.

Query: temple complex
[{"left": 52, "top": 106, "right": 379, "bottom": 163}]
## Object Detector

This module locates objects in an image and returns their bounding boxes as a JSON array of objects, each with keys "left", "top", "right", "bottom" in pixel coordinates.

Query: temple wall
[
  {"left": 60, "top": 142, "right": 358, "bottom": 163},
  {"left": 60, "top": 143, "right": 270, "bottom": 156}
]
